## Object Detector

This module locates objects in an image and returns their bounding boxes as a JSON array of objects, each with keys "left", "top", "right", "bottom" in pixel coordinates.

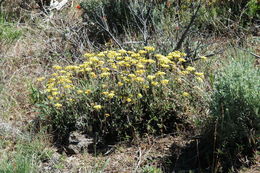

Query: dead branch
[
  {"left": 174, "top": 0, "right": 202, "bottom": 51},
  {"left": 236, "top": 46, "right": 260, "bottom": 59}
]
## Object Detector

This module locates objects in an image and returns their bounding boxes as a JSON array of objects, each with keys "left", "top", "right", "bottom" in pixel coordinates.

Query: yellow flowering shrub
[{"left": 35, "top": 47, "right": 205, "bottom": 141}]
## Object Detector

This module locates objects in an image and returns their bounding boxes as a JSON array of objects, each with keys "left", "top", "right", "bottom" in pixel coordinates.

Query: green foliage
[
  {"left": 0, "top": 14, "right": 22, "bottom": 43},
  {"left": 142, "top": 165, "right": 162, "bottom": 173},
  {"left": 209, "top": 0, "right": 260, "bottom": 19},
  {"left": 196, "top": 0, "right": 260, "bottom": 33},
  {"left": 210, "top": 53, "right": 260, "bottom": 170},
  {"left": 247, "top": 0, "right": 260, "bottom": 19},
  {"left": 0, "top": 135, "right": 52, "bottom": 173}
]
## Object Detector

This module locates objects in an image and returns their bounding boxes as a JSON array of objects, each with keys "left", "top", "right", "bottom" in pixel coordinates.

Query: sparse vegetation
[
  {"left": 0, "top": 14, "right": 22, "bottom": 46},
  {"left": 0, "top": 132, "right": 52, "bottom": 173}
]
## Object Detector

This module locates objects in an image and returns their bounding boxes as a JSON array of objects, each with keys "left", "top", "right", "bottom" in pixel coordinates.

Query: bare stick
[
  {"left": 174, "top": 0, "right": 202, "bottom": 51},
  {"left": 236, "top": 46, "right": 260, "bottom": 59},
  {"left": 94, "top": 7, "right": 123, "bottom": 49},
  {"left": 134, "top": 147, "right": 143, "bottom": 173}
]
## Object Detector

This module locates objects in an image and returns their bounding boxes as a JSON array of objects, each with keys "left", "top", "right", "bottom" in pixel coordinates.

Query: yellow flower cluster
[{"left": 37, "top": 46, "right": 204, "bottom": 111}]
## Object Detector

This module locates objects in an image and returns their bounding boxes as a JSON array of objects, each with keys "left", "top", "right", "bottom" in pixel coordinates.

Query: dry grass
[
  {"left": 0, "top": 0, "right": 84, "bottom": 121},
  {"left": 239, "top": 154, "right": 260, "bottom": 173},
  {"left": 0, "top": 1, "right": 259, "bottom": 172}
]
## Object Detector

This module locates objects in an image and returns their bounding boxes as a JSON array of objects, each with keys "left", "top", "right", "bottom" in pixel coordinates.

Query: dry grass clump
[{"left": 0, "top": 0, "right": 86, "bottom": 122}]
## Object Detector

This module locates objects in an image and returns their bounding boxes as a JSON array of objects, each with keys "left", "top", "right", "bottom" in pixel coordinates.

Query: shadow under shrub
[
  {"left": 163, "top": 53, "right": 260, "bottom": 173},
  {"left": 207, "top": 54, "right": 260, "bottom": 171},
  {"left": 79, "top": 0, "right": 177, "bottom": 48}
]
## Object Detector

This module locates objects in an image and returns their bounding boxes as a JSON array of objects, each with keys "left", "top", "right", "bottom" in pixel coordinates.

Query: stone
[
  {"left": 0, "top": 122, "right": 21, "bottom": 137},
  {"left": 66, "top": 131, "right": 93, "bottom": 155}
]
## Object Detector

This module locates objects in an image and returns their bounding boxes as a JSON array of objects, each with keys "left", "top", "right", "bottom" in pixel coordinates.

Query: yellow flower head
[
  {"left": 107, "top": 92, "right": 115, "bottom": 98},
  {"left": 59, "top": 70, "right": 67, "bottom": 74},
  {"left": 100, "top": 72, "right": 111, "bottom": 77},
  {"left": 49, "top": 78, "right": 56, "bottom": 83},
  {"left": 147, "top": 75, "right": 156, "bottom": 80},
  {"left": 98, "top": 60, "right": 105, "bottom": 66},
  {"left": 181, "top": 52, "right": 187, "bottom": 56},
  {"left": 128, "top": 74, "right": 136, "bottom": 78},
  {"left": 136, "top": 63, "right": 145, "bottom": 69},
  {"left": 178, "top": 58, "right": 186, "bottom": 62},
  {"left": 64, "top": 85, "right": 73, "bottom": 89},
  {"left": 186, "top": 66, "right": 196, "bottom": 72},
  {"left": 196, "top": 77, "right": 204, "bottom": 82},
  {"left": 54, "top": 103, "right": 62, "bottom": 108},
  {"left": 195, "top": 72, "right": 204, "bottom": 76},
  {"left": 135, "top": 70, "right": 146, "bottom": 75},
  {"left": 97, "top": 53, "right": 105, "bottom": 57},
  {"left": 118, "top": 49, "right": 127, "bottom": 54},
  {"left": 77, "top": 90, "right": 83, "bottom": 94},
  {"left": 85, "top": 89, "right": 91, "bottom": 95},
  {"left": 155, "top": 54, "right": 163, "bottom": 58},
  {"left": 118, "top": 82, "right": 124, "bottom": 86},
  {"left": 135, "top": 77, "right": 145, "bottom": 82},
  {"left": 104, "top": 113, "right": 111, "bottom": 117},
  {"left": 122, "top": 77, "right": 130, "bottom": 82},
  {"left": 116, "top": 56, "right": 123, "bottom": 60},
  {"left": 160, "top": 64, "right": 170, "bottom": 68},
  {"left": 37, "top": 77, "right": 45, "bottom": 82},
  {"left": 180, "top": 71, "right": 189, "bottom": 75},
  {"left": 137, "top": 93, "right": 143, "bottom": 98},
  {"left": 182, "top": 92, "right": 190, "bottom": 97},
  {"left": 53, "top": 65, "right": 62, "bottom": 70},
  {"left": 131, "top": 53, "right": 141, "bottom": 58},
  {"left": 138, "top": 50, "right": 147, "bottom": 54},
  {"left": 52, "top": 91, "right": 59, "bottom": 96},
  {"left": 102, "top": 91, "right": 109, "bottom": 95},
  {"left": 84, "top": 53, "right": 95, "bottom": 58},
  {"left": 161, "top": 79, "right": 169, "bottom": 85},
  {"left": 168, "top": 51, "right": 182, "bottom": 58},
  {"left": 85, "top": 67, "right": 92, "bottom": 72},
  {"left": 93, "top": 105, "right": 102, "bottom": 110},
  {"left": 176, "top": 78, "right": 182, "bottom": 83},
  {"left": 155, "top": 71, "right": 166, "bottom": 76},
  {"left": 67, "top": 98, "right": 74, "bottom": 102},
  {"left": 89, "top": 57, "right": 99, "bottom": 62},
  {"left": 45, "top": 89, "right": 51, "bottom": 93},
  {"left": 144, "top": 46, "right": 155, "bottom": 52},
  {"left": 101, "top": 67, "right": 110, "bottom": 72},
  {"left": 151, "top": 81, "right": 159, "bottom": 86},
  {"left": 200, "top": 56, "right": 207, "bottom": 61},
  {"left": 90, "top": 72, "right": 97, "bottom": 78},
  {"left": 51, "top": 73, "right": 58, "bottom": 76},
  {"left": 146, "top": 59, "right": 156, "bottom": 64},
  {"left": 143, "top": 84, "right": 149, "bottom": 89},
  {"left": 47, "top": 96, "right": 54, "bottom": 100},
  {"left": 126, "top": 98, "right": 132, "bottom": 103}
]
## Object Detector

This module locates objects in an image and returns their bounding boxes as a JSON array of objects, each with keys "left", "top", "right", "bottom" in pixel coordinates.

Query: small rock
[
  {"left": 0, "top": 122, "right": 21, "bottom": 137},
  {"left": 39, "top": 152, "right": 62, "bottom": 173},
  {"left": 66, "top": 131, "right": 93, "bottom": 154}
]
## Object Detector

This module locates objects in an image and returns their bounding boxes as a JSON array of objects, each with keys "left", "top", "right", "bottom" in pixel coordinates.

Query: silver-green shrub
[{"left": 210, "top": 54, "right": 259, "bottom": 170}]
